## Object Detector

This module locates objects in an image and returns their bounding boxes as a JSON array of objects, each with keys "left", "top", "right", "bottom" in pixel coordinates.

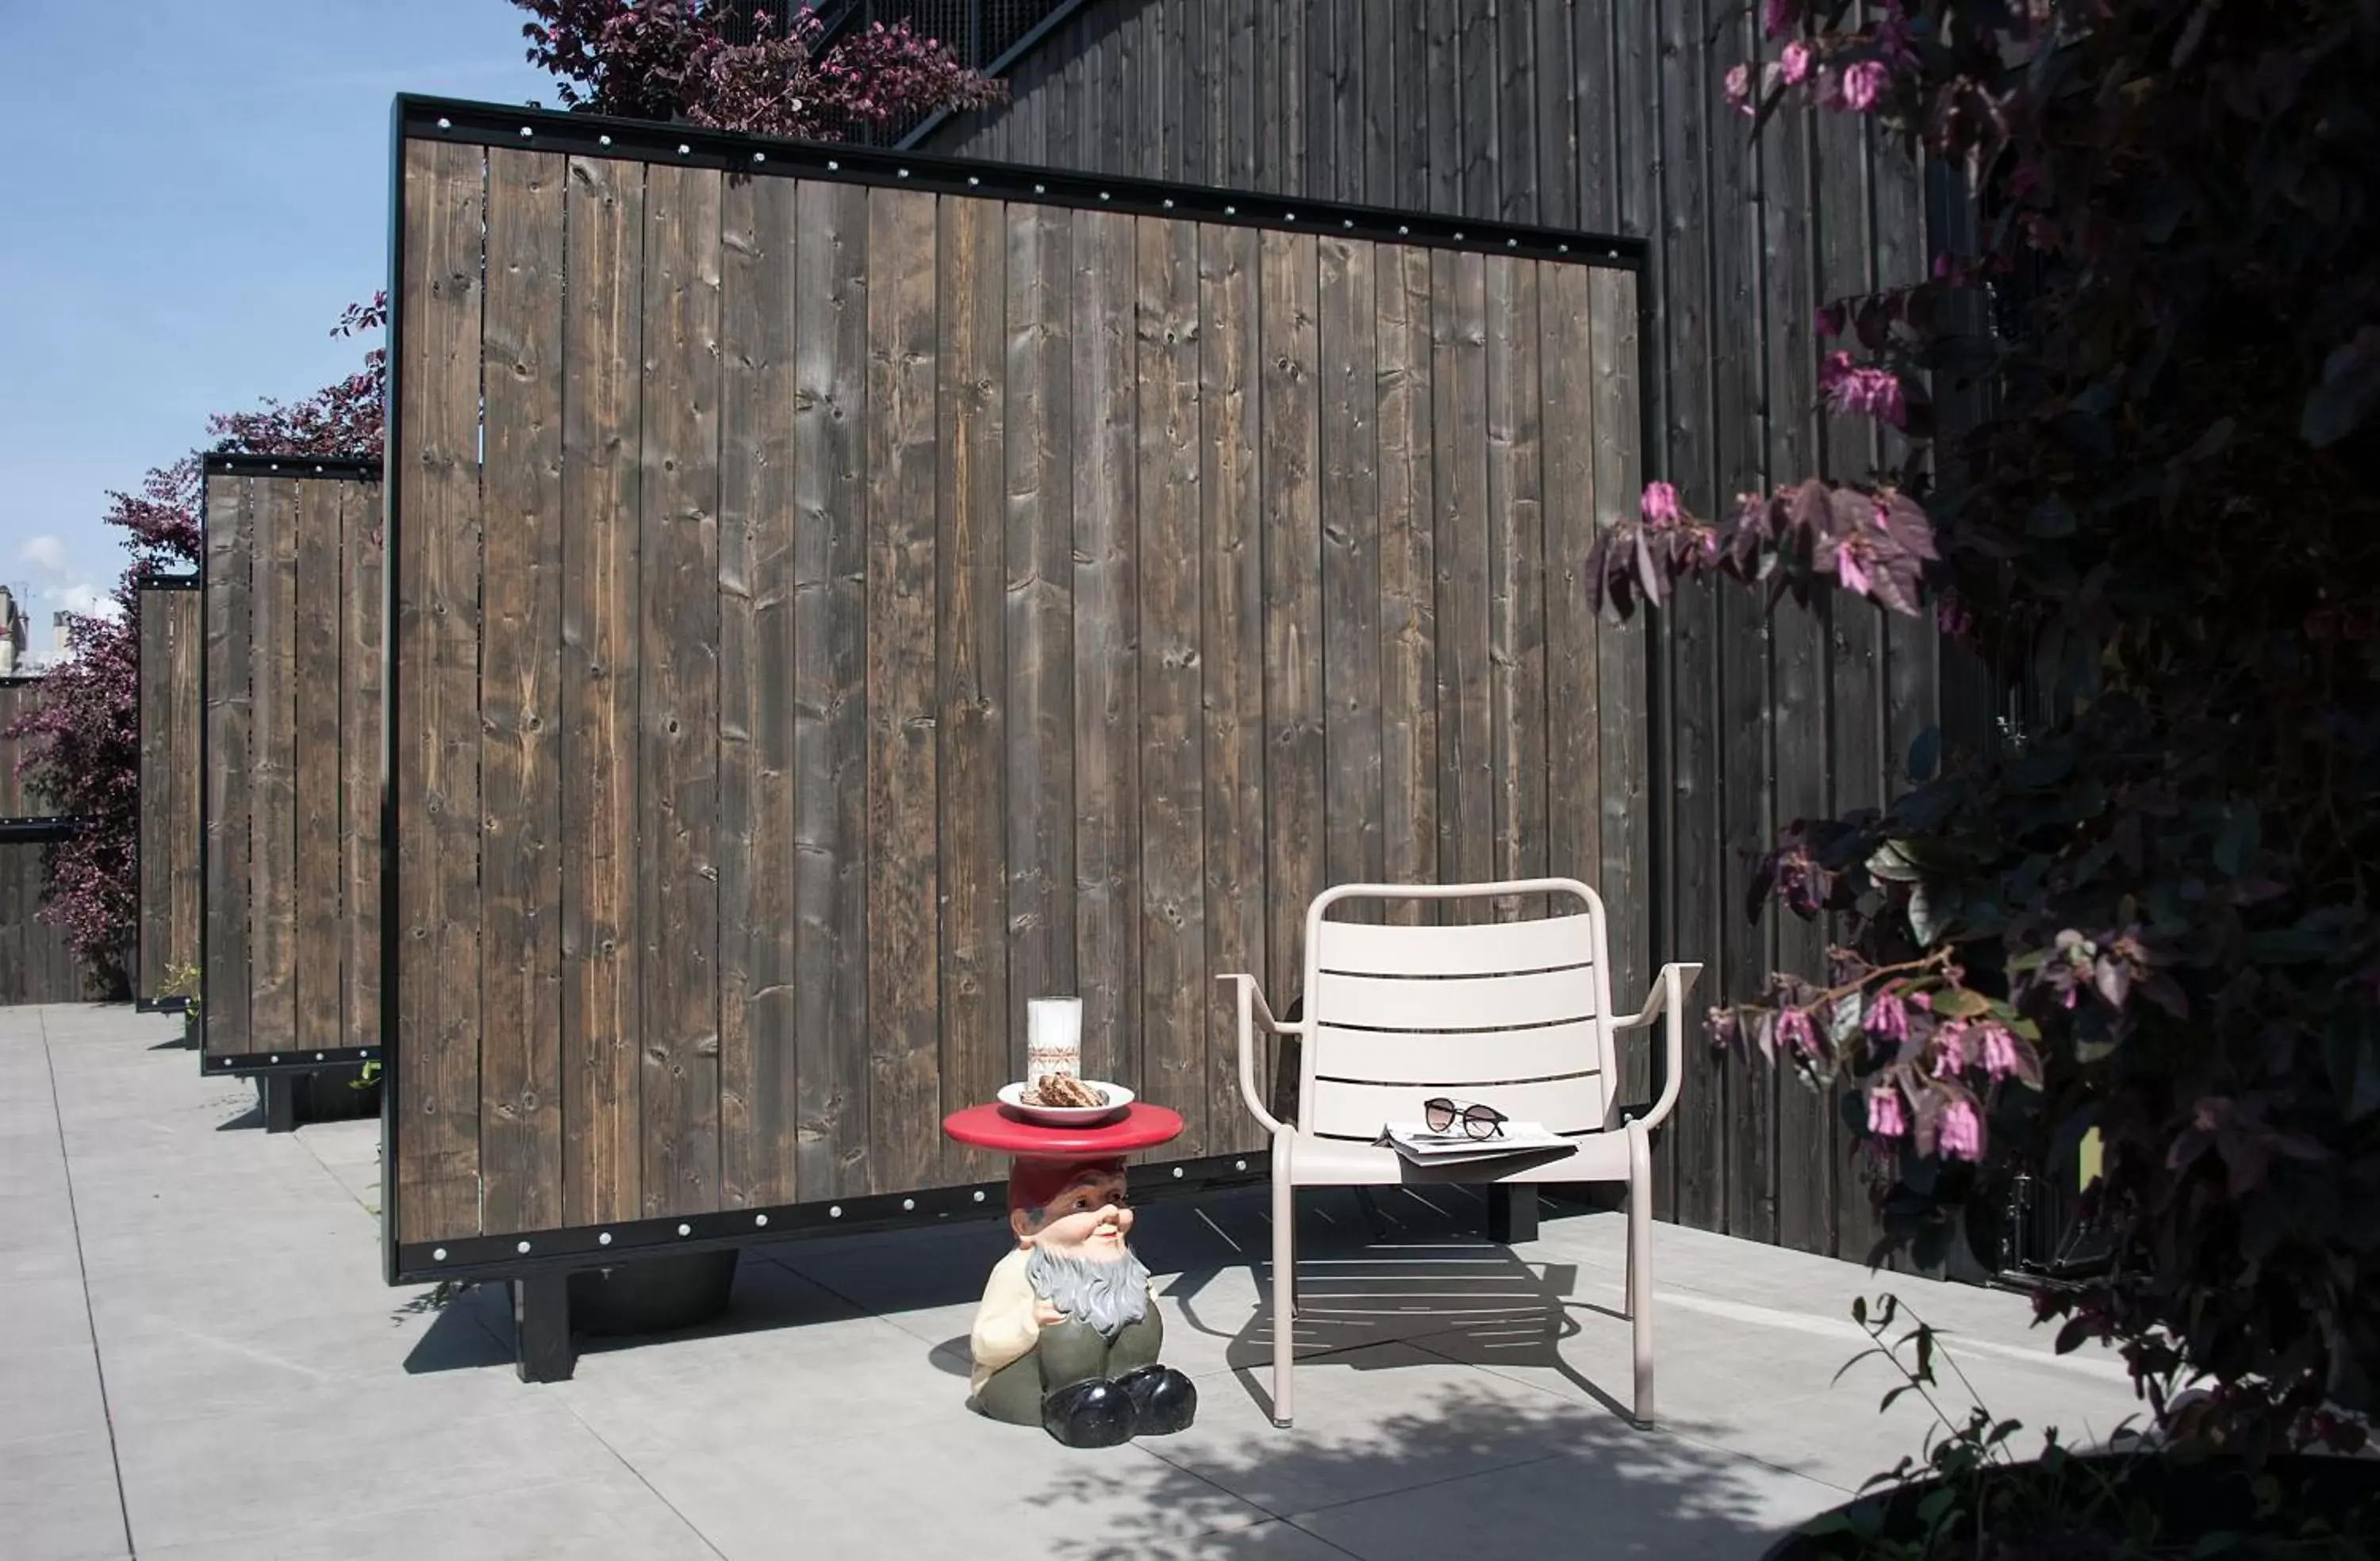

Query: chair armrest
[
  {"left": 1611, "top": 962, "right": 1703, "bottom": 1133},
  {"left": 1215, "top": 973, "right": 1300, "bottom": 1135}
]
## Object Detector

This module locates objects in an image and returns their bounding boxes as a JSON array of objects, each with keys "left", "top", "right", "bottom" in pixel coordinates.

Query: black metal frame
[
  {"left": 393, "top": 94, "right": 1648, "bottom": 271},
  {"left": 394, "top": 1150, "right": 1271, "bottom": 1284},
  {"left": 382, "top": 90, "right": 1650, "bottom": 1292},
  {"left": 195, "top": 453, "right": 385, "bottom": 1082},
  {"left": 132, "top": 572, "right": 201, "bottom": 1011}
]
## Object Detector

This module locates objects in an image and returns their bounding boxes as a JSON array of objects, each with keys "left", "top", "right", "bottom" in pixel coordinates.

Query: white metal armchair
[{"left": 1219, "top": 878, "right": 1701, "bottom": 1430}]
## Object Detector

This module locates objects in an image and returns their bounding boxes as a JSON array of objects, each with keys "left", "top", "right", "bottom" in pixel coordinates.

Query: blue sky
[{"left": 0, "top": 0, "right": 554, "bottom": 648}]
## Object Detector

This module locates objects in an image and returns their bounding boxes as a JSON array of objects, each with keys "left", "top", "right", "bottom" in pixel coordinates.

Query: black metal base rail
[
  {"left": 202, "top": 1045, "right": 381, "bottom": 1078},
  {"left": 198, "top": 452, "right": 383, "bottom": 483},
  {"left": 393, "top": 1151, "right": 1276, "bottom": 1285},
  {"left": 0, "top": 817, "right": 82, "bottom": 845},
  {"left": 133, "top": 571, "right": 200, "bottom": 591},
  {"left": 133, "top": 996, "right": 191, "bottom": 1015},
  {"left": 396, "top": 94, "right": 1647, "bottom": 272}
]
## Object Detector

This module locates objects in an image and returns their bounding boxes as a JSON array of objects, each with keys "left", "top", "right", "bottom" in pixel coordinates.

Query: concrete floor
[{"left": 3, "top": 1002, "right": 2146, "bottom": 1560}]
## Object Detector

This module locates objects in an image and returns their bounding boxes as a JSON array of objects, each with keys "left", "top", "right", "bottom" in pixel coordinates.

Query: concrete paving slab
[
  {"left": 0, "top": 1431, "right": 129, "bottom": 1561},
  {"left": 133, "top": 1476, "right": 716, "bottom": 1561},
  {"left": 0, "top": 1002, "right": 2159, "bottom": 1561}
]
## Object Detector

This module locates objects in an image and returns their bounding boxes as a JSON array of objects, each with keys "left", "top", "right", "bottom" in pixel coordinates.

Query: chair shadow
[{"left": 1165, "top": 1184, "right": 1640, "bottom": 1423}]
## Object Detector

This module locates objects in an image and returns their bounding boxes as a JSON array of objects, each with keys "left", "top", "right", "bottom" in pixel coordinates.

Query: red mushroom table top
[{"left": 942, "top": 1102, "right": 1186, "bottom": 1157}]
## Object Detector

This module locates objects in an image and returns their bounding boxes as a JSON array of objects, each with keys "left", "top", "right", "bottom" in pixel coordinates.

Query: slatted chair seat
[{"left": 1221, "top": 878, "right": 1700, "bottom": 1431}]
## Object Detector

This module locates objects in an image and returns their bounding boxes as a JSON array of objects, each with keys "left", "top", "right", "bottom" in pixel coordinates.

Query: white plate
[{"left": 997, "top": 1080, "right": 1134, "bottom": 1126}]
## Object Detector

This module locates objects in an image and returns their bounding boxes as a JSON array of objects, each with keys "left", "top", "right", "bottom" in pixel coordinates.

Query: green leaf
[
  {"left": 1907, "top": 883, "right": 1944, "bottom": 945},
  {"left": 2213, "top": 803, "right": 2260, "bottom": 876},
  {"left": 1906, "top": 724, "right": 1941, "bottom": 783},
  {"left": 1932, "top": 987, "right": 1990, "bottom": 1020},
  {"left": 2189, "top": 1531, "right": 2240, "bottom": 1558},
  {"left": 1915, "top": 1487, "right": 1958, "bottom": 1525}
]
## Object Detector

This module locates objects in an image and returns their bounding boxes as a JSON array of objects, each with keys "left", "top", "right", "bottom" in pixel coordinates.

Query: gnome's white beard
[{"left": 1026, "top": 1243, "right": 1152, "bottom": 1340}]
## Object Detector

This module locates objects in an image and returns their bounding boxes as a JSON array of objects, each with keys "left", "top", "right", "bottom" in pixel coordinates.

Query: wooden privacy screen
[
  {"left": 137, "top": 577, "right": 202, "bottom": 1007},
  {"left": 388, "top": 101, "right": 1649, "bottom": 1271},
  {"left": 1, "top": 676, "right": 86, "bottom": 1004},
  {"left": 200, "top": 457, "right": 384, "bottom": 1073}
]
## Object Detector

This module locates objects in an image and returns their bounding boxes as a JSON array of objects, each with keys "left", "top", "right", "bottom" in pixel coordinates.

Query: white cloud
[
  {"left": 48, "top": 582, "right": 120, "bottom": 622},
  {"left": 17, "top": 535, "right": 64, "bottom": 573}
]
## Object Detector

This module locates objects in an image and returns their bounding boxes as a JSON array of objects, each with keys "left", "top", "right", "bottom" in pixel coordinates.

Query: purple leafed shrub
[
  {"left": 1611, "top": 2, "right": 2380, "bottom": 1458},
  {"left": 2, "top": 299, "right": 387, "bottom": 989},
  {"left": 512, "top": 0, "right": 1004, "bottom": 137}
]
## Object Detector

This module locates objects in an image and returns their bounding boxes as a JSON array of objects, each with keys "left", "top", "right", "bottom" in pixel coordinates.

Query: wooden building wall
[
  {"left": 0, "top": 676, "right": 90, "bottom": 1005},
  {"left": 201, "top": 460, "right": 384, "bottom": 1072},
  {"left": 386, "top": 116, "right": 1649, "bottom": 1261},
  {"left": 138, "top": 578, "right": 203, "bottom": 1007},
  {"left": 923, "top": 0, "right": 1990, "bottom": 1264}
]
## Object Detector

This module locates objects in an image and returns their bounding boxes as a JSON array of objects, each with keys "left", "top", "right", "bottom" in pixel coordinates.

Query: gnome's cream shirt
[{"left": 968, "top": 1248, "right": 1044, "bottom": 1397}]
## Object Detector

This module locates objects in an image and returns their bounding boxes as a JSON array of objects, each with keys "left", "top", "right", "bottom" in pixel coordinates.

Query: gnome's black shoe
[
  {"left": 1042, "top": 1378, "right": 1138, "bottom": 1448},
  {"left": 1116, "top": 1364, "right": 1198, "bottom": 1436}
]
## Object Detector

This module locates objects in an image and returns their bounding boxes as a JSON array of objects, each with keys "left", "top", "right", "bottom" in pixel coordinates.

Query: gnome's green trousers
[{"left": 973, "top": 1309, "right": 1165, "bottom": 1426}]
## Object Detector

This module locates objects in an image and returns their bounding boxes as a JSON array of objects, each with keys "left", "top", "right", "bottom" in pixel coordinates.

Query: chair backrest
[{"left": 1297, "top": 880, "right": 1617, "bottom": 1141}]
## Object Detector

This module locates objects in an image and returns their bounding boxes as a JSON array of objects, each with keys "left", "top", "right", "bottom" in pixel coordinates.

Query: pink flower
[
  {"left": 1837, "top": 541, "right": 1873, "bottom": 596},
  {"left": 1978, "top": 1022, "right": 2020, "bottom": 1080},
  {"left": 1762, "top": 0, "right": 1798, "bottom": 38},
  {"left": 1940, "top": 1099, "right": 1983, "bottom": 1161},
  {"left": 1868, "top": 1086, "right": 1908, "bottom": 1140},
  {"left": 1641, "top": 481, "right": 1682, "bottom": 524},
  {"left": 1780, "top": 40, "right": 1812, "bottom": 85},
  {"left": 1839, "top": 59, "right": 1888, "bottom": 113},
  {"left": 1929, "top": 1020, "right": 1970, "bottom": 1076},
  {"left": 1776, "top": 1006, "right": 1820, "bottom": 1059},
  {"left": 1936, "top": 593, "right": 1975, "bottom": 638},
  {"left": 1819, "top": 351, "right": 1908, "bottom": 427},
  {"left": 1725, "top": 63, "right": 1754, "bottom": 116},
  {"left": 1864, "top": 989, "right": 1910, "bottom": 1043}
]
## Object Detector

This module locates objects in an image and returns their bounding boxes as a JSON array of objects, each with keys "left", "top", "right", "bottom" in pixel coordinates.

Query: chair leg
[
  {"left": 1271, "top": 1174, "right": 1296, "bottom": 1429},
  {"left": 1626, "top": 1123, "right": 1655, "bottom": 1429}
]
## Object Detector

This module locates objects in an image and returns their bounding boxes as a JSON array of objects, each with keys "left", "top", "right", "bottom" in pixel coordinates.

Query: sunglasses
[{"left": 1423, "top": 1097, "right": 1510, "bottom": 1140}]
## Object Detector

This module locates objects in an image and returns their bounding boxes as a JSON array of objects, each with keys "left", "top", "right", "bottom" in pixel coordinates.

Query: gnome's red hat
[{"left": 1007, "top": 1155, "right": 1127, "bottom": 1221}]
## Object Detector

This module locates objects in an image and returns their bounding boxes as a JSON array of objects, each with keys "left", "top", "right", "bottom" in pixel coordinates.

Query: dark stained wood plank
[
  {"left": 865, "top": 186, "right": 940, "bottom": 1197},
  {"left": 1376, "top": 244, "right": 1438, "bottom": 927},
  {"left": 1590, "top": 267, "right": 1653, "bottom": 1109},
  {"left": 1360, "top": 0, "right": 1399, "bottom": 209},
  {"left": 1200, "top": 220, "right": 1266, "bottom": 1149},
  {"left": 1261, "top": 229, "right": 1323, "bottom": 1001},
  {"left": 1541, "top": 263, "right": 1600, "bottom": 915},
  {"left": 171, "top": 589, "right": 202, "bottom": 1000},
  {"left": 1004, "top": 201, "right": 1077, "bottom": 1110},
  {"left": 1496, "top": 0, "right": 1538, "bottom": 222},
  {"left": 1430, "top": 248, "right": 1492, "bottom": 922},
  {"left": 1319, "top": 236, "right": 1383, "bottom": 921},
  {"left": 1534, "top": 0, "right": 1580, "bottom": 229},
  {"left": 341, "top": 484, "right": 382, "bottom": 1055},
  {"left": 203, "top": 473, "right": 252, "bottom": 1057},
  {"left": 480, "top": 148, "right": 566, "bottom": 1236},
  {"left": 639, "top": 160, "right": 725, "bottom": 1219},
  {"left": 138, "top": 589, "right": 170, "bottom": 1000},
  {"left": 1658, "top": 0, "right": 1726, "bottom": 1234},
  {"left": 560, "top": 154, "right": 644, "bottom": 1229},
  {"left": 394, "top": 136, "right": 486, "bottom": 1244},
  {"left": 1572, "top": 0, "right": 1618, "bottom": 232},
  {"left": 292, "top": 478, "right": 343, "bottom": 1056},
  {"left": 1424, "top": 3, "right": 1461, "bottom": 217},
  {"left": 1816, "top": 79, "right": 1893, "bottom": 1269},
  {"left": 1707, "top": 0, "right": 1776, "bottom": 1250},
  {"left": 793, "top": 178, "right": 871, "bottom": 1201},
  {"left": 718, "top": 168, "right": 800, "bottom": 1210},
  {"left": 1485, "top": 256, "right": 1548, "bottom": 920},
  {"left": 1767, "top": 83, "right": 1837, "bottom": 1259},
  {"left": 939, "top": 194, "right": 1008, "bottom": 1184},
  {"left": 1073, "top": 208, "right": 1140, "bottom": 1093},
  {"left": 1458, "top": 0, "right": 1498, "bottom": 218},
  {"left": 1225, "top": 0, "right": 1257, "bottom": 190},
  {"left": 249, "top": 474, "right": 298, "bottom": 1053},
  {"left": 1136, "top": 214, "right": 1207, "bottom": 1154}
]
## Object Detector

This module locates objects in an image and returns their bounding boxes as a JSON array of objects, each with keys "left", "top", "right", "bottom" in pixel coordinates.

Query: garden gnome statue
[{"left": 967, "top": 1155, "right": 1198, "bottom": 1448}]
